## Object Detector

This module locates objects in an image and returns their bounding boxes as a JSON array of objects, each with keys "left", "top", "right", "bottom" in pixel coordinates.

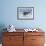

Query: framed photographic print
[{"left": 17, "top": 7, "right": 34, "bottom": 20}]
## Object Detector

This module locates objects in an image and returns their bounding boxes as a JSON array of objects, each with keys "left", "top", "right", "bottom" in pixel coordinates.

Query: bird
[{"left": 23, "top": 11, "right": 30, "bottom": 16}]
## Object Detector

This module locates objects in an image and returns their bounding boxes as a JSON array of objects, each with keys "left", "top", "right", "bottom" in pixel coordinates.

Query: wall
[{"left": 0, "top": 0, "right": 46, "bottom": 31}]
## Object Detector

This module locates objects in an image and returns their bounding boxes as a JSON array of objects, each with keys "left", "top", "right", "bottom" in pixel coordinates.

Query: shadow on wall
[{"left": 0, "top": 24, "right": 7, "bottom": 43}]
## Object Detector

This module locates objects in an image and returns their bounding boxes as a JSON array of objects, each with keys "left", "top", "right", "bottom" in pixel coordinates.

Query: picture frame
[{"left": 17, "top": 7, "right": 34, "bottom": 20}]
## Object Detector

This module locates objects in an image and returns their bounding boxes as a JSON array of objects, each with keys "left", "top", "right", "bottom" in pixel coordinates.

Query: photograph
[{"left": 17, "top": 7, "right": 34, "bottom": 20}]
